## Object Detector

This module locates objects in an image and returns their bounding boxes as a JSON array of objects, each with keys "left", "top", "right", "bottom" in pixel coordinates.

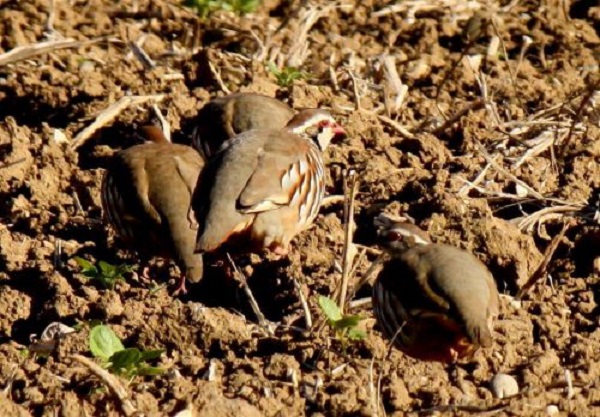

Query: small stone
[
  {"left": 546, "top": 405, "right": 559, "bottom": 416},
  {"left": 490, "top": 373, "right": 519, "bottom": 399},
  {"left": 79, "top": 60, "right": 95, "bottom": 73}
]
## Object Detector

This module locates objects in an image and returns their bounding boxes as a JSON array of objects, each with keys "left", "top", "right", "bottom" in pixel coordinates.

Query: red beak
[{"left": 332, "top": 124, "right": 346, "bottom": 139}]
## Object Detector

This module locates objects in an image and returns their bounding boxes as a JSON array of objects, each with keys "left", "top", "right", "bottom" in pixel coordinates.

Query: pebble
[
  {"left": 490, "top": 373, "right": 519, "bottom": 399},
  {"left": 546, "top": 405, "right": 559, "bottom": 416}
]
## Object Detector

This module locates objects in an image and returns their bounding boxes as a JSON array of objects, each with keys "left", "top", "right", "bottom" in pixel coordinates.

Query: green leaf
[
  {"left": 98, "top": 261, "right": 116, "bottom": 277},
  {"left": 267, "top": 61, "right": 279, "bottom": 75},
  {"left": 334, "top": 315, "right": 363, "bottom": 330},
  {"left": 140, "top": 349, "right": 164, "bottom": 361},
  {"left": 318, "top": 296, "right": 342, "bottom": 322},
  {"left": 110, "top": 348, "right": 142, "bottom": 372},
  {"left": 115, "top": 264, "right": 134, "bottom": 275},
  {"left": 74, "top": 257, "right": 97, "bottom": 273},
  {"left": 89, "top": 325, "right": 124, "bottom": 361},
  {"left": 348, "top": 327, "right": 367, "bottom": 341},
  {"left": 137, "top": 366, "right": 165, "bottom": 376}
]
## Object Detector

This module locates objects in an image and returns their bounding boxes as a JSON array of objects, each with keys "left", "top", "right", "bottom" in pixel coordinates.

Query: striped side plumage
[{"left": 193, "top": 109, "right": 344, "bottom": 256}]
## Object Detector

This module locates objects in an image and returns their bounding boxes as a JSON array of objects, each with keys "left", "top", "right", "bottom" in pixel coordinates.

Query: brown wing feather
[{"left": 237, "top": 133, "right": 313, "bottom": 213}]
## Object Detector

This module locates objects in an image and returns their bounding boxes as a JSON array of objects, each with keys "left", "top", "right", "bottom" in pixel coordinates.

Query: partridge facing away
[
  {"left": 372, "top": 213, "right": 499, "bottom": 363},
  {"left": 101, "top": 126, "right": 205, "bottom": 294},
  {"left": 191, "top": 93, "right": 295, "bottom": 158},
  {"left": 193, "top": 109, "right": 345, "bottom": 256}
]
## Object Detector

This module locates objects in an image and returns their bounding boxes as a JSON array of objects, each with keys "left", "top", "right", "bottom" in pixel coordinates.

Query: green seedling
[
  {"left": 89, "top": 325, "right": 164, "bottom": 381},
  {"left": 183, "top": 0, "right": 260, "bottom": 18},
  {"left": 318, "top": 296, "right": 366, "bottom": 349},
  {"left": 267, "top": 62, "right": 309, "bottom": 88},
  {"left": 74, "top": 257, "right": 134, "bottom": 290}
]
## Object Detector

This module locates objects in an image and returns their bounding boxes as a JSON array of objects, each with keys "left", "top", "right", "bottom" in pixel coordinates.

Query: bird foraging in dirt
[
  {"left": 101, "top": 126, "right": 204, "bottom": 295},
  {"left": 192, "top": 109, "right": 345, "bottom": 257},
  {"left": 191, "top": 92, "right": 295, "bottom": 159},
  {"left": 371, "top": 213, "right": 499, "bottom": 362}
]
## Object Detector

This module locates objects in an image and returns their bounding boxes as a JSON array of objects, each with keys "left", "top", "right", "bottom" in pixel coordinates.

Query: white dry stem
[
  {"left": 0, "top": 38, "right": 113, "bottom": 67},
  {"left": 207, "top": 59, "right": 231, "bottom": 94},
  {"left": 152, "top": 104, "right": 171, "bottom": 143},
  {"left": 515, "top": 35, "right": 533, "bottom": 78},
  {"left": 292, "top": 276, "right": 313, "bottom": 330},
  {"left": 70, "top": 354, "right": 138, "bottom": 417},
  {"left": 372, "top": 0, "right": 482, "bottom": 25},
  {"left": 381, "top": 55, "right": 408, "bottom": 116},
  {"left": 565, "top": 369, "right": 574, "bottom": 399},
  {"left": 474, "top": 71, "right": 502, "bottom": 128},
  {"left": 331, "top": 363, "right": 347, "bottom": 377},
  {"left": 376, "top": 114, "right": 416, "bottom": 139},
  {"left": 128, "top": 35, "right": 156, "bottom": 70},
  {"left": 475, "top": 142, "right": 544, "bottom": 199},
  {"left": 71, "top": 94, "right": 165, "bottom": 149},
  {"left": 286, "top": 3, "right": 337, "bottom": 67},
  {"left": 338, "top": 171, "right": 359, "bottom": 314},
  {"left": 345, "top": 68, "right": 363, "bottom": 111},
  {"left": 226, "top": 254, "right": 274, "bottom": 336},
  {"left": 516, "top": 220, "right": 572, "bottom": 300},
  {"left": 487, "top": 35, "right": 500, "bottom": 57},
  {"left": 457, "top": 156, "right": 498, "bottom": 197},
  {"left": 368, "top": 357, "right": 378, "bottom": 417},
  {"left": 2, "top": 364, "right": 18, "bottom": 397},
  {"left": 53, "top": 239, "right": 62, "bottom": 269},
  {"left": 349, "top": 297, "right": 372, "bottom": 309},
  {"left": 321, "top": 195, "right": 345, "bottom": 207},
  {"left": 44, "top": 0, "right": 63, "bottom": 39},
  {"left": 329, "top": 52, "right": 339, "bottom": 92}
]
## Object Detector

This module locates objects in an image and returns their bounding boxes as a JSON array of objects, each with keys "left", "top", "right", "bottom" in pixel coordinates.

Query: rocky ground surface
[{"left": 1, "top": 0, "right": 600, "bottom": 415}]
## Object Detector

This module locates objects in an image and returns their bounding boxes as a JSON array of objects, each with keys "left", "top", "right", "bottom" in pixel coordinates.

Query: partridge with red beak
[
  {"left": 191, "top": 93, "right": 295, "bottom": 158},
  {"left": 101, "top": 127, "right": 204, "bottom": 294},
  {"left": 193, "top": 109, "right": 345, "bottom": 256},
  {"left": 372, "top": 213, "right": 499, "bottom": 362}
]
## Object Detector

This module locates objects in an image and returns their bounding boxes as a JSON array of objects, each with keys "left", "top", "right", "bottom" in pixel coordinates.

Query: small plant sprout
[
  {"left": 89, "top": 325, "right": 164, "bottom": 382},
  {"left": 318, "top": 295, "right": 366, "bottom": 348},
  {"left": 74, "top": 257, "right": 134, "bottom": 290},
  {"left": 267, "top": 62, "right": 309, "bottom": 88},
  {"left": 183, "top": 0, "right": 260, "bottom": 18}
]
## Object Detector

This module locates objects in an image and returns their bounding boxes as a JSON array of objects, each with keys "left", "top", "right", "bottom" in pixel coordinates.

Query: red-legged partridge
[
  {"left": 191, "top": 92, "right": 295, "bottom": 158},
  {"left": 101, "top": 126, "right": 204, "bottom": 294},
  {"left": 193, "top": 109, "right": 344, "bottom": 256},
  {"left": 372, "top": 213, "right": 499, "bottom": 362}
]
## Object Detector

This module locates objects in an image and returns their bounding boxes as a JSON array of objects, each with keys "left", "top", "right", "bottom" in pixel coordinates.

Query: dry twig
[
  {"left": 376, "top": 114, "right": 416, "bottom": 140},
  {"left": 70, "top": 354, "right": 137, "bottom": 417},
  {"left": 516, "top": 219, "right": 573, "bottom": 300},
  {"left": 226, "top": 254, "right": 274, "bottom": 335},
  {"left": 71, "top": 94, "right": 165, "bottom": 149},
  {"left": 0, "top": 38, "right": 113, "bottom": 67},
  {"left": 338, "top": 171, "right": 359, "bottom": 314},
  {"left": 292, "top": 276, "right": 313, "bottom": 330}
]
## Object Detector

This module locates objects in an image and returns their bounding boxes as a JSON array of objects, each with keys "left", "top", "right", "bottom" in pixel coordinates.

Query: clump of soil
[{"left": 1, "top": 0, "right": 600, "bottom": 415}]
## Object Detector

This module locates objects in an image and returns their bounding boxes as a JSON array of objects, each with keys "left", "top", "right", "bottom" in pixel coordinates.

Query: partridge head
[
  {"left": 372, "top": 213, "right": 499, "bottom": 362},
  {"left": 192, "top": 109, "right": 344, "bottom": 257},
  {"left": 101, "top": 126, "right": 205, "bottom": 294},
  {"left": 191, "top": 93, "right": 295, "bottom": 158}
]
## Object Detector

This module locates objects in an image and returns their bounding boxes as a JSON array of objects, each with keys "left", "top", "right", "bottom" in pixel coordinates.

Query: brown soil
[{"left": 1, "top": 0, "right": 600, "bottom": 416}]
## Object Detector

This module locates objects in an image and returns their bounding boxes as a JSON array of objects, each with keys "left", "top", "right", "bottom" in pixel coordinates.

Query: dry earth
[{"left": 1, "top": 0, "right": 600, "bottom": 416}]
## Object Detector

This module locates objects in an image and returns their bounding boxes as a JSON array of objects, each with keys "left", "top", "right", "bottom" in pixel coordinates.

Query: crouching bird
[
  {"left": 192, "top": 109, "right": 345, "bottom": 257},
  {"left": 191, "top": 92, "right": 295, "bottom": 159},
  {"left": 101, "top": 126, "right": 204, "bottom": 294},
  {"left": 371, "top": 213, "right": 499, "bottom": 362}
]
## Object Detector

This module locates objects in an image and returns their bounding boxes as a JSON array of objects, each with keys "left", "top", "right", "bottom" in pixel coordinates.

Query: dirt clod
[{"left": 1, "top": 0, "right": 600, "bottom": 415}]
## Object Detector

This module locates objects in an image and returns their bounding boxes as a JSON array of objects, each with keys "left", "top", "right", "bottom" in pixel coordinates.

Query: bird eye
[{"left": 387, "top": 231, "right": 403, "bottom": 241}]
